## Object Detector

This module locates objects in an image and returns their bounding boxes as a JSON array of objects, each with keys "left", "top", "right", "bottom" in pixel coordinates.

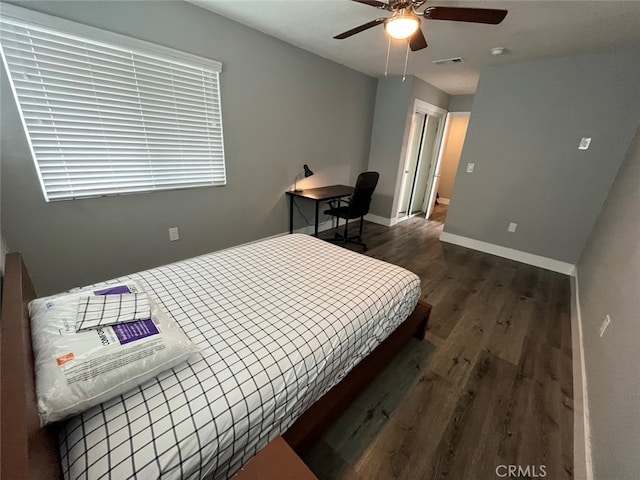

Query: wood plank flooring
[{"left": 306, "top": 205, "right": 573, "bottom": 479}]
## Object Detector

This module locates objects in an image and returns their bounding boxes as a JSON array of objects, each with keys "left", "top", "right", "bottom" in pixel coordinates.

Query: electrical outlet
[
  {"left": 578, "top": 137, "right": 592, "bottom": 150},
  {"left": 508, "top": 222, "right": 517, "bottom": 233},
  {"left": 466, "top": 163, "right": 475, "bottom": 173},
  {"left": 169, "top": 227, "right": 179, "bottom": 241},
  {"left": 599, "top": 314, "right": 611, "bottom": 337}
]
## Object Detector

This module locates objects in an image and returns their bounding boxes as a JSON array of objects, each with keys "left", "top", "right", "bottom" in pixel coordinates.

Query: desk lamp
[{"left": 293, "top": 164, "right": 314, "bottom": 192}]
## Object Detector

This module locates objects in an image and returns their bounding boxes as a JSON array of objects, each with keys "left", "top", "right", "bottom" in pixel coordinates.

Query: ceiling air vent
[{"left": 432, "top": 57, "right": 464, "bottom": 66}]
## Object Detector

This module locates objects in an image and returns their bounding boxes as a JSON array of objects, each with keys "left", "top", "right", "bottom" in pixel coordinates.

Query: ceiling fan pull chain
[
  {"left": 402, "top": 41, "right": 410, "bottom": 81},
  {"left": 384, "top": 36, "right": 391, "bottom": 77}
]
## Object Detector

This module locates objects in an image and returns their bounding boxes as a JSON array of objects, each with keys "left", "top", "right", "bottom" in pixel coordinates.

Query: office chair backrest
[{"left": 349, "top": 171, "right": 379, "bottom": 218}]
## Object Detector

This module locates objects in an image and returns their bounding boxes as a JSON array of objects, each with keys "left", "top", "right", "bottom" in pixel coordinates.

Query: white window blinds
[{"left": 0, "top": 6, "right": 226, "bottom": 201}]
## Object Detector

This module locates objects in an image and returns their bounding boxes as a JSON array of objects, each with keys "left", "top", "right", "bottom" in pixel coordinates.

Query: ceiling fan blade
[
  {"left": 423, "top": 7, "right": 508, "bottom": 25},
  {"left": 334, "top": 18, "right": 386, "bottom": 39},
  {"left": 351, "top": 0, "right": 393, "bottom": 11},
  {"left": 409, "top": 29, "right": 428, "bottom": 51}
]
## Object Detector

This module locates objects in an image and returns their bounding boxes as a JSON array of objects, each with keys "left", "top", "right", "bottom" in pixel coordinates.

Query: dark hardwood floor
[{"left": 307, "top": 205, "right": 573, "bottom": 479}]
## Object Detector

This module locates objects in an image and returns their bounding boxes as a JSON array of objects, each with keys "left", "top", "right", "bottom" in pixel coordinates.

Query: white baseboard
[
  {"left": 288, "top": 214, "right": 397, "bottom": 230},
  {"left": 571, "top": 272, "right": 594, "bottom": 480},
  {"left": 288, "top": 215, "right": 389, "bottom": 237},
  {"left": 291, "top": 215, "right": 396, "bottom": 232},
  {"left": 439, "top": 231, "right": 576, "bottom": 275},
  {"left": 364, "top": 214, "right": 397, "bottom": 227},
  {"left": 292, "top": 219, "right": 335, "bottom": 236},
  {"left": 438, "top": 197, "right": 451, "bottom": 205}
]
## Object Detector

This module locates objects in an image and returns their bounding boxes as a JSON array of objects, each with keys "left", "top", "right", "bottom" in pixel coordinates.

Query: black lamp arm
[{"left": 293, "top": 164, "right": 314, "bottom": 192}]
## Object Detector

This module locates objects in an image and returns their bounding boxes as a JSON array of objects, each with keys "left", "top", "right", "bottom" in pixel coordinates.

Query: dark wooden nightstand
[{"left": 233, "top": 436, "right": 318, "bottom": 480}]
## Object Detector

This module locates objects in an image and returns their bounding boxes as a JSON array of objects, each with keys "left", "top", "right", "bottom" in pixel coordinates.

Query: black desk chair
[{"left": 324, "top": 171, "right": 379, "bottom": 252}]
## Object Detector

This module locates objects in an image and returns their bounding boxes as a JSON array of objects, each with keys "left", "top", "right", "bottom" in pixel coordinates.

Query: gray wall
[
  {"left": 0, "top": 0, "right": 377, "bottom": 295},
  {"left": 577, "top": 124, "right": 640, "bottom": 479},
  {"left": 412, "top": 76, "right": 450, "bottom": 111},
  {"left": 443, "top": 46, "right": 640, "bottom": 263},
  {"left": 448, "top": 95, "right": 474, "bottom": 112},
  {"left": 367, "top": 77, "right": 414, "bottom": 218},
  {"left": 0, "top": 140, "right": 4, "bottom": 277},
  {"left": 367, "top": 75, "right": 449, "bottom": 219}
]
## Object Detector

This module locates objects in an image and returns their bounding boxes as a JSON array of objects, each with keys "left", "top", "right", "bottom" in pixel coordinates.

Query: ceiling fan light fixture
[{"left": 384, "top": 10, "right": 420, "bottom": 40}]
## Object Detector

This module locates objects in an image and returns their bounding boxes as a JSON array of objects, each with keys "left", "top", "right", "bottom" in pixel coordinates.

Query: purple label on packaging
[
  {"left": 113, "top": 319, "right": 159, "bottom": 345},
  {"left": 94, "top": 285, "right": 132, "bottom": 296}
]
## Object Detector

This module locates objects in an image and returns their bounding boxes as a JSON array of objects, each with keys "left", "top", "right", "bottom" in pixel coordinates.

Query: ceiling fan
[{"left": 334, "top": 0, "right": 508, "bottom": 52}]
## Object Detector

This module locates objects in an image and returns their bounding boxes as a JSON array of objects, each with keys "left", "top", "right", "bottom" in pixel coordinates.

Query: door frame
[
  {"left": 424, "top": 111, "right": 471, "bottom": 215},
  {"left": 395, "top": 99, "right": 447, "bottom": 223},
  {"left": 422, "top": 111, "right": 458, "bottom": 218},
  {"left": 397, "top": 111, "right": 427, "bottom": 217}
]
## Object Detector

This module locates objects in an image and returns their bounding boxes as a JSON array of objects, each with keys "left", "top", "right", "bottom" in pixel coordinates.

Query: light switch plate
[
  {"left": 508, "top": 222, "right": 517, "bottom": 233},
  {"left": 578, "top": 137, "right": 592, "bottom": 150},
  {"left": 169, "top": 227, "right": 179, "bottom": 241},
  {"left": 466, "top": 163, "right": 475, "bottom": 173}
]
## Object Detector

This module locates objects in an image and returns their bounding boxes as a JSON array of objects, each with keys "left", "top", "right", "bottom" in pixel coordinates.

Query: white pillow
[{"left": 29, "top": 282, "right": 200, "bottom": 425}]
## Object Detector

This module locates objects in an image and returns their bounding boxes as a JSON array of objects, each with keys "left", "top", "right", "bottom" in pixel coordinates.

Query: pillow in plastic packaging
[{"left": 29, "top": 282, "right": 200, "bottom": 425}]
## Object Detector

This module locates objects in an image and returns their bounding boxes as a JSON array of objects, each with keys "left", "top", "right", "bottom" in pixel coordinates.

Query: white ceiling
[{"left": 187, "top": 0, "right": 640, "bottom": 95}]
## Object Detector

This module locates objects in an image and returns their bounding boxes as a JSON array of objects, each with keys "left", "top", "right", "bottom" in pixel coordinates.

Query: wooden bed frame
[{"left": 0, "top": 252, "right": 431, "bottom": 479}]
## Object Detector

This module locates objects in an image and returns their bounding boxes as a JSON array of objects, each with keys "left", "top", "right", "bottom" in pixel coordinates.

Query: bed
[{"left": 0, "top": 233, "right": 431, "bottom": 480}]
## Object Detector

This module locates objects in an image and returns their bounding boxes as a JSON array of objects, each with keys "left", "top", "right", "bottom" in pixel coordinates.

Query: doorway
[
  {"left": 396, "top": 100, "right": 446, "bottom": 222},
  {"left": 437, "top": 112, "right": 471, "bottom": 206}
]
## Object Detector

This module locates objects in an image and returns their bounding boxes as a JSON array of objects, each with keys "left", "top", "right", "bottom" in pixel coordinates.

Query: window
[{"left": 0, "top": 5, "right": 226, "bottom": 201}]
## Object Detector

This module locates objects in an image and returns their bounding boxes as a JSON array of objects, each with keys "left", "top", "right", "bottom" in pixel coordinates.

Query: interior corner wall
[
  {"left": 0, "top": 0, "right": 377, "bottom": 295},
  {"left": 576, "top": 123, "right": 640, "bottom": 480},
  {"left": 367, "top": 76, "right": 449, "bottom": 220},
  {"left": 411, "top": 76, "right": 450, "bottom": 109},
  {"left": 0, "top": 148, "right": 4, "bottom": 277},
  {"left": 366, "top": 77, "right": 414, "bottom": 219},
  {"left": 443, "top": 45, "right": 640, "bottom": 263},
  {"left": 448, "top": 95, "right": 474, "bottom": 112}
]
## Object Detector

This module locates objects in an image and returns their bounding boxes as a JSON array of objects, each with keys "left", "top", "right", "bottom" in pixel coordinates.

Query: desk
[{"left": 286, "top": 185, "right": 353, "bottom": 237}]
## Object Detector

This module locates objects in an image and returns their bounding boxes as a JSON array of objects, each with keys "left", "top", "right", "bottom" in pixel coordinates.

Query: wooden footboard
[
  {"left": 1, "top": 253, "right": 61, "bottom": 480},
  {"left": 0, "top": 252, "right": 430, "bottom": 478},
  {"left": 283, "top": 300, "right": 431, "bottom": 453}
]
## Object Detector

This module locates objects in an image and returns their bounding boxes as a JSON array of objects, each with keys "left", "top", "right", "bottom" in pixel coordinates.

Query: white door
[
  {"left": 397, "top": 112, "right": 426, "bottom": 217},
  {"left": 423, "top": 112, "right": 448, "bottom": 219},
  {"left": 396, "top": 100, "right": 447, "bottom": 222},
  {"left": 412, "top": 115, "right": 440, "bottom": 215}
]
